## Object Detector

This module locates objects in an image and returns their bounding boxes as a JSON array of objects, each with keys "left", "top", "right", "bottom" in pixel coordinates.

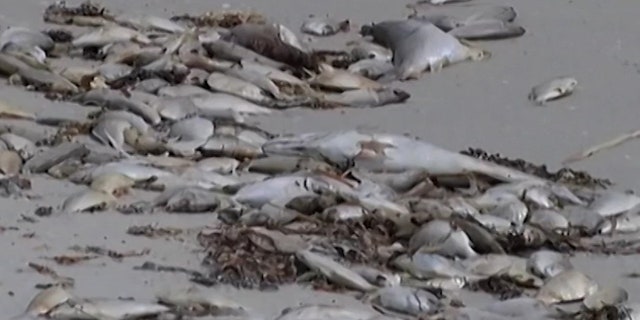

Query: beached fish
[
  {"left": 72, "top": 25, "right": 151, "bottom": 48},
  {"left": 536, "top": 270, "right": 598, "bottom": 304},
  {"left": 262, "top": 130, "right": 543, "bottom": 183},
  {"left": 529, "top": 76, "right": 578, "bottom": 105},
  {"left": 323, "top": 88, "right": 410, "bottom": 108},
  {"left": 301, "top": 16, "right": 350, "bottom": 36},
  {"left": 362, "top": 19, "right": 489, "bottom": 80}
]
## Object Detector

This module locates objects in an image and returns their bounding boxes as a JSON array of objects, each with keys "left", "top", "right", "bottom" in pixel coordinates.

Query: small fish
[
  {"left": 448, "top": 20, "right": 526, "bottom": 40},
  {"left": 529, "top": 76, "right": 578, "bottom": 105},
  {"left": 301, "top": 16, "right": 350, "bottom": 36},
  {"left": 536, "top": 270, "right": 598, "bottom": 304}
]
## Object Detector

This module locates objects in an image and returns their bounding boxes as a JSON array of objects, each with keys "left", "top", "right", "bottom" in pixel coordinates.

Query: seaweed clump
[{"left": 460, "top": 147, "right": 612, "bottom": 188}]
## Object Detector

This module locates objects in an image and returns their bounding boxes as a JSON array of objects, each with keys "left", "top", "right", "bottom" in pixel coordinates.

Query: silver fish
[
  {"left": 529, "top": 76, "right": 578, "bottom": 105},
  {"left": 362, "top": 20, "right": 488, "bottom": 80},
  {"left": 301, "top": 17, "right": 350, "bottom": 36}
]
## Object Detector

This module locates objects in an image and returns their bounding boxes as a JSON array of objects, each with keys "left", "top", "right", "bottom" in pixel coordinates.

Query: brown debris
[
  {"left": 226, "top": 24, "right": 318, "bottom": 70},
  {"left": 69, "top": 245, "right": 150, "bottom": 261},
  {"left": 43, "top": 0, "right": 112, "bottom": 24},
  {"left": 46, "top": 254, "right": 98, "bottom": 265},
  {"left": 26, "top": 262, "right": 75, "bottom": 288},
  {"left": 126, "top": 224, "right": 184, "bottom": 239},
  {"left": 467, "top": 275, "right": 523, "bottom": 300},
  {"left": 170, "top": 10, "right": 266, "bottom": 28},
  {"left": 460, "top": 148, "right": 612, "bottom": 188},
  {"left": 197, "top": 216, "right": 395, "bottom": 290},
  {"left": 43, "top": 29, "right": 74, "bottom": 43},
  {"left": 108, "top": 68, "right": 188, "bottom": 90}
]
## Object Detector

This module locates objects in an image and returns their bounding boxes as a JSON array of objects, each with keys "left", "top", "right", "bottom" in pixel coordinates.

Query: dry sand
[{"left": 2, "top": 0, "right": 640, "bottom": 317}]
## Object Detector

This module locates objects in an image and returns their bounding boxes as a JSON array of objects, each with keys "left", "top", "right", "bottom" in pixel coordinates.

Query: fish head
[
  {"left": 392, "top": 88, "right": 411, "bottom": 102},
  {"left": 467, "top": 47, "right": 491, "bottom": 61}
]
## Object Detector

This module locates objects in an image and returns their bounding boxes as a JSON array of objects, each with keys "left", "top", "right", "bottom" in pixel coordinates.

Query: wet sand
[{"left": 2, "top": 0, "right": 640, "bottom": 317}]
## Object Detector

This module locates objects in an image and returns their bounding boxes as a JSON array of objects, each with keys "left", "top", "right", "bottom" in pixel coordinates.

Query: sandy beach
[{"left": 2, "top": 0, "right": 640, "bottom": 317}]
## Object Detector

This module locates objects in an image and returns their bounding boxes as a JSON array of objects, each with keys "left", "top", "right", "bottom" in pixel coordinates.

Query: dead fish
[
  {"left": 526, "top": 250, "right": 572, "bottom": 279},
  {"left": 392, "top": 253, "right": 472, "bottom": 279},
  {"left": 301, "top": 16, "right": 350, "bottom": 36},
  {"left": 0, "top": 52, "right": 31, "bottom": 76},
  {"left": 347, "top": 40, "right": 393, "bottom": 61},
  {"left": 224, "top": 23, "right": 316, "bottom": 69},
  {"left": 370, "top": 286, "right": 439, "bottom": 316},
  {"left": 465, "top": 6, "right": 518, "bottom": 24},
  {"left": 200, "top": 134, "right": 263, "bottom": 159},
  {"left": 13, "top": 66, "right": 79, "bottom": 94},
  {"left": 232, "top": 174, "right": 323, "bottom": 207},
  {"left": 486, "top": 199, "right": 528, "bottom": 226},
  {"left": 157, "top": 84, "right": 212, "bottom": 97},
  {"left": 71, "top": 88, "right": 161, "bottom": 125},
  {"left": 243, "top": 155, "right": 334, "bottom": 175},
  {"left": 351, "top": 265, "right": 401, "bottom": 287},
  {"left": 91, "top": 118, "right": 132, "bottom": 154},
  {"left": 461, "top": 254, "right": 515, "bottom": 278},
  {"left": 222, "top": 64, "right": 283, "bottom": 98},
  {"left": 202, "top": 39, "right": 291, "bottom": 71},
  {"left": 206, "top": 72, "right": 272, "bottom": 103},
  {"left": 484, "top": 297, "right": 553, "bottom": 318},
  {"left": 536, "top": 269, "right": 598, "bottom": 304},
  {"left": 239, "top": 59, "right": 306, "bottom": 86},
  {"left": 295, "top": 249, "right": 377, "bottom": 292},
  {"left": 196, "top": 157, "right": 240, "bottom": 174},
  {"left": 448, "top": 20, "right": 526, "bottom": 40},
  {"left": 275, "top": 304, "right": 380, "bottom": 320},
  {"left": 22, "top": 286, "right": 73, "bottom": 316},
  {"left": 62, "top": 189, "right": 117, "bottom": 213},
  {"left": 114, "top": 14, "right": 185, "bottom": 33},
  {"left": 156, "top": 286, "right": 248, "bottom": 316},
  {"left": 583, "top": 286, "right": 628, "bottom": 311},
  {"left": 71, "top": 161, "right": 174, "bottom": 184},
  {"left": 98, "top": 110, "right": 151, "bottom": 134},
  {"left": 90, "top": 172, "right": 136, "bottom": 197},
  {"left": 413, "top": 14, "right": 464, "bottom": 32},
  {"left": 362, "top": 20, "right": 489, "bottom": 80},
  {"left": 96, "top": 62, "right": 132, "bottom": 82},
  {"left": 153, "top": 186, "right": 227, "bottom": 213},
  {"left": 321, "top": 204, "right": 367, "bottom": 221},
  {"left": 529, "top": 76, "right": 578, "bottom": 105},
  {"left": 0, "top": 150, "right": 23, "bottom": 175},
  {"left": 420, "top": 0, "right": 472, "bottom": 4},
  {"left": 0, "top": 100, "right": 35, "bottom": 120},
  {"left": 310, "top": 63, "right": 383, "bottom": 91},
  {"left": 72, "top": 25, "right": 152, "bottom": 48},
  {"left": 191, "top": 93, "right": 273, "bottom": 116},
  {"left": 0, "top": 133, "right": 36, "bottom": 160},
  {"left": 409, "top": 219, "right": 478, "bottom": 259},
  {"left": 348, "top": 59, "right": 395, "bottom": 80},
  {"left": 0, "top": 27, "right": 54, "bottom": 53},
  {"left": 135, "top": 78, "right": 169, "bottom": 93},
  {"left": 323, "top": 88, "right": 410, "bottom": 108},
  {"left": 169, "top": 116, "right": 214, "bottom": 141},
  {"left": 589, "top": 191, "right": 640, "bottom": 217},
  {"left": 275, "top": 23, "right": 308, "bottom": 52},
  {"left": 263, "top": 130, "right": 542, "bottom": 184},
  {"left": 105, "top": 44, "right": 163, "bottom": 65},
  {"left": 47, "top": 298, "right": 169, "bottom": 319},
  {"left": 527, "top": 209, "right": 569, "bottom": 232}
]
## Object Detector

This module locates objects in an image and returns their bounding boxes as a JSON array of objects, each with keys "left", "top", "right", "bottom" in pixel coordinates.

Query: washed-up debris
[
  {"left": 126, "top": 224, "right": 185, "bottom": 238},
  {"left": 68, "top": 245, "right": 150, "bottom": 261},
  {"left": 25, "top": 262, "right": 75, "bottom": 288}
]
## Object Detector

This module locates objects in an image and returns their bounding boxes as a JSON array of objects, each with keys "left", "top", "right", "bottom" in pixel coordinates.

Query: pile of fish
[{"left": 0, "top": 0, "right": 636, "bottom": 319}]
